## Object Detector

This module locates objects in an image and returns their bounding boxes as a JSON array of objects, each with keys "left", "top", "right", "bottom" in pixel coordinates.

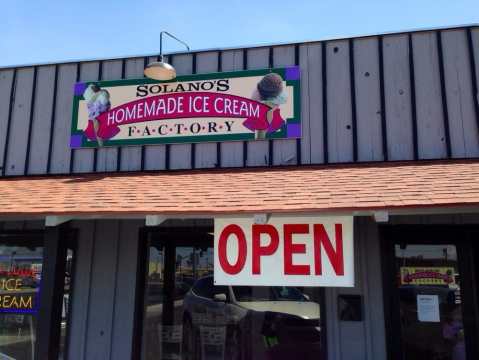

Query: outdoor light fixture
[{"left": 144, "top": 31, "right": 190, "bottom": 81}]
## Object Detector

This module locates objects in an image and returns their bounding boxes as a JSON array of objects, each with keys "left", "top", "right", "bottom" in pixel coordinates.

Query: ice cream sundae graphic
[
  {"left": 83, "top": 84, "right": 112, "bottom": 146},
  {"left": 244, "top": 73, "right": 288, "bottom": 140}
]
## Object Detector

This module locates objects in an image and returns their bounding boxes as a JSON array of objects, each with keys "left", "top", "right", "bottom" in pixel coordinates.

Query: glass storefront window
[
  {"left": 394, "top": 244, "right": 467, "bottom": 360},
  {"left": 141, "top": 232, "right": 324, "bottom": 360},
  {"left": 0, "top": 242, "right": 43, "bottom": 360}
]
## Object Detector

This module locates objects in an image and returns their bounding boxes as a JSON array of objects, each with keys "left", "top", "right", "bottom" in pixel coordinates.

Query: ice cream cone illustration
[
  {"left": 83, "top": 84, "right": 111, "bottom": 146},
  {"left": 251, "top": 73, "right": 287, "bottom": 140}
]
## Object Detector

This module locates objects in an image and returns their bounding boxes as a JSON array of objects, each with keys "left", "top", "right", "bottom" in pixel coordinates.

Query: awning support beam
[
  {"left": 145, "top": 215, "right": 167, "bottom": 227},
  {"left": 373, "top": 211, "right": 389, "bottom": 223},
  {"left": 45, "top": 216, "right": 73, "bottom": 227}
]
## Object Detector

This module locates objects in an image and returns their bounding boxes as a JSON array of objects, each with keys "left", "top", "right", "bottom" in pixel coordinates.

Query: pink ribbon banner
[{"left": 84, "top": 92, "right": 285, "bottom": 141}]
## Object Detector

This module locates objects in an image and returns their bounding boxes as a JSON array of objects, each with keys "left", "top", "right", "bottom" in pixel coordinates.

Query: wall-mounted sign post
[
  {"left": 71, "top": 67, "right": 300, "bottom": 148},
  {"left": 214, "top": 215, "right": 354, "bottom": 287}
]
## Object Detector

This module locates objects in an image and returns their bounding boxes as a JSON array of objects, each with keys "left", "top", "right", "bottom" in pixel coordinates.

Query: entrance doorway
[
  {"left": 381, "top": 226, "right": 479, "bottom": 360},
  {"left": 136, "top": 227, "right": 326, "bottom": 360}
]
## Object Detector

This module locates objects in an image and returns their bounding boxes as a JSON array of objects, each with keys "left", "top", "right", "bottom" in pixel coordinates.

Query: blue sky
[{"left": 1, "top": 0, "right": 478, "bottom": 67}]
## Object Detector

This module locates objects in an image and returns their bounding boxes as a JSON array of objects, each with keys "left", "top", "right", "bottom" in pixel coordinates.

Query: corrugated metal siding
[{"left": 0, "top": 26, "right": 478, "bottom": 176}]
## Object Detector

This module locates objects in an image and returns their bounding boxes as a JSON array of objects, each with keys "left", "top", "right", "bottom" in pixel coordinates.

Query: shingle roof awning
[{"left": 0, "top": 160, "right": 478, "bottom": 218}]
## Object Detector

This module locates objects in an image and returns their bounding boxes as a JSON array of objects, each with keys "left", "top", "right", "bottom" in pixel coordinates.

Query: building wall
[
  {"left": 2, "top": 214, "right": 479, "bottom": 359},
  {"left": 0, "top": 26, "right": 478, "bottom": 177}
]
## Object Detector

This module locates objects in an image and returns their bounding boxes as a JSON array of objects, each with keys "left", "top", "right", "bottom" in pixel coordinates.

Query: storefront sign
[
  {"left": 214, "top": 215, "right": 354, "bottom": 287},
  {"left": 0, "top": 271, "right": 39, "bottom": 313},
  {"left": 71, "top": 67, "right": 300, "bottom": 148},
  {"left": 400, "top": 267, "right": 455, "bottom": 286}
]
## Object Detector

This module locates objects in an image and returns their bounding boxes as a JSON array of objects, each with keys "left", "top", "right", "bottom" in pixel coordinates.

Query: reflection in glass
[
  {"left": 0, "top": 244, "right": 43, "bottom": 360},
  {"left": 59, "top": 249, "right": 74, "bottom": 360},
  {"left": 395, "top": 244, "right": 466, "bottom": 360},
  {"left": 142, "top": 235, "right": 323, "bottom": 360}
]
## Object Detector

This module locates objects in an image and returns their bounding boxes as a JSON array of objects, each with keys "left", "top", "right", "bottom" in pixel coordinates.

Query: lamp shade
[{"left": 144, "top": 61, "right": 177, "bottom": 81}]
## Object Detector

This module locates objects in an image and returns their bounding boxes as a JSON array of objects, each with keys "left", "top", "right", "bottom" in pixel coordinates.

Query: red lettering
[
  {"left": 218, "top": 224, "right": 247, "bottom": 275},
  {"left": 252, "top": 224, "right": 279, "bottom": 275},
  {"left": 313, "top": 224, "right": 344, "bottom": 275},
  {"left": 283, "top": 224, "right": 310, "bottom": 275}
]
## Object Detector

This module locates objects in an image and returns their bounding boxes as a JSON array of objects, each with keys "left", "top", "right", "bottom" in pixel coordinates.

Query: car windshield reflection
[{"left": 232, "top": 286, "right": 309, "bottom": 302}]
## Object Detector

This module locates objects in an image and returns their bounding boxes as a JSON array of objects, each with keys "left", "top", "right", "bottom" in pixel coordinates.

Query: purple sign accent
[
  {"left": 287, "top": 123, "right": 301, "bottom": 138},
  {"left": 70, "top": 135, "right": 83, "bottom": 148},
  {"left": 284, "top": 66, "right": 300, "bottom": 81},
  {"left": 74, "top": 82, "right": 87, "bottom": 96}
]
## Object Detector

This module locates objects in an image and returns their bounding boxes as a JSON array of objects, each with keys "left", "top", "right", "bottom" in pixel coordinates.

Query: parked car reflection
[{"left": 182, "top": 276, "right": 322, "bottom": 360}]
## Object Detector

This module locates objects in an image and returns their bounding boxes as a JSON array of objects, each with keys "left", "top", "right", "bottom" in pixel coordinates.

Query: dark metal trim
[
  {"left": 191, "top": 53, "right": 197, "bottom": 169},
  {"left": 46, "top": 65, "right": 60, "bottom": 174},
  {"left": 92, "top": 61, "right": 103, "bottom": 172},
  {"left": 349, "top": 39, "right": 358, "bottom": 162},
  {"left": 1, "top": 69, "right": 17, "bottom": 176},
  {"left": 24, "top": 66, "right": 38, "bottom": 175},
  {"left": 378, "top": 36, "right": 388, "bottom": 161},
  {"left": 321, "top": 43, "right": 328, "bottom": 163},
  {"left": 243, "top": 49, "right": 248, "bottom": 167},
  {"left": 436, "top": 31, "right": 453, "bottom": 158},
  {"left": 408, "top": 34, "right": 419, "bottom": 160},
  {"left": 217, "top": 51, "right": 222, "bottom": 167},
  {"left": 131, "top": 227, "right": 149, "bottom": 360},
  {"left": 36, "top": 225, "right": 70, "bottom": 359},
  {"left": 295, "top": 44, "right": 302, "bottom": 165},
  {"left": 69, "top": 65, "right": 81, "bottom": 174},
  {"left": 165, "top": 55, "right": 173, "bottom": 170},
  {"left": 116, "top": 60, "right": 127, "bottom": 172},
  {"left": 466, "top": 28, "right": 479, "bottom": 140},
  {"left": 268, "top": 47, "right": 274, "bottom": 166}
]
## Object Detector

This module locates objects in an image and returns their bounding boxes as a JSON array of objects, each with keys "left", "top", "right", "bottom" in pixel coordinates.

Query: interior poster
[{"left": 70, "top": 67, "right": 300, "bottom": 148}]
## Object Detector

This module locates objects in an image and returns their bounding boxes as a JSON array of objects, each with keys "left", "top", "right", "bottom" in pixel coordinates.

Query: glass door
[
  {"left": 382, "top": 227, "right": 479, "bottom": 360},
  {"left": 140, "top": 229, "right": 326, "bottom": 360}
]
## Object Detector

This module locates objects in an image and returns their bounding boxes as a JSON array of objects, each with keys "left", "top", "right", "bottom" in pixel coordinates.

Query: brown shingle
[{"left": 0, "top": 160, "right": 478, "bottom": 216}]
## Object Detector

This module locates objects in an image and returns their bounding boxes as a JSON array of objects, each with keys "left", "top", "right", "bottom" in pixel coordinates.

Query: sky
[{"left": 1, "top": 0, "right": 479, "bottom": 67}]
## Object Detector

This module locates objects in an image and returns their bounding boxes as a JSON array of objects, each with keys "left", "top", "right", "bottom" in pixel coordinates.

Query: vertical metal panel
[
  {"left": 85, "top": 220, "right": 120, "bottom": 360},
  {"left": 95, "top": 60, "right": 122, "bottom": 172},
  {"left": 67, "top": 220, "right": 95, "bottom": 360},
  {"left": 195, "top": 51, "right": 219, "bottom": 168},
  {"left": 169, "top": 54, "right": 193, "bottom": 170},
  {"left": 143, "top": 55, "right": 167, "bottom": 171},
  {"left": 354, "top": 37, "right": 384, "bottom": 162},
  {"left": 441, "top": 29, "right": 479, "bottom": 157},
  {"left": 272, "top": 45, "right": 297, "bottom": 165},
  {"left": 110, "top": 220, "right": 142, "bottom": 360},
  {"left": 220, "top": 50, "right": 244, "bottom": 167},
  {"left": 4, "top": 67, "right": 35, "bottom": 175},
  {"left": 246, "top": 47, "right": 269, "bottom": 166},
  {"left": 71, "top": 62, "right": 100, "bottom": 173},
  {"left": 326, "top": 40, "right": 354, "bottom": 163},
  {"left": 120, "top": 58, "right": 144, "bottom": 171},
  {"left": 0, "top": 69, "right": 15, "bottom": 176},
  {"left": 411, "top": 32, "right": 448, "bottom": 159},
  {"left": 27, "top": 65, "right": 56, "bottom": 174},
  {"left": 48, "top": 63, "right": 78, "bottom": 173},
  {"left": 382, "top": 34, "right": 415, "bottom": 160},
  {"left": 299, "top": 43, "right": 324, "bottom": 164}
]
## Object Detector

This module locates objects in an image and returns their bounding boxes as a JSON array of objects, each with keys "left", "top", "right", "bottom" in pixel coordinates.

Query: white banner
[{"left": 214, "top": 215, "right": 354, "bottom": 287}]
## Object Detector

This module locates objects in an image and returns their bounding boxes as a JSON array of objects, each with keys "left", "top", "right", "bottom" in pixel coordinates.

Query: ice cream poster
[
  {"left": 400, "top": 267, "right": 456, "bottom": 286},
  {"left": 70, "top": 67, "right": 300, "bottom": 148}
]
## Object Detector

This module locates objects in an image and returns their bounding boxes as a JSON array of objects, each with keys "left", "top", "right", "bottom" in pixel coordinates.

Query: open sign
[{"left": 214, "top": 215, "right": 354, "bottom": 287}]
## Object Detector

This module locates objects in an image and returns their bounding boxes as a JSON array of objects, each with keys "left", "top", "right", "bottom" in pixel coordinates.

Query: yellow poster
[{"left": 400, "top": 267, "right": 455, "bottom": 286}]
